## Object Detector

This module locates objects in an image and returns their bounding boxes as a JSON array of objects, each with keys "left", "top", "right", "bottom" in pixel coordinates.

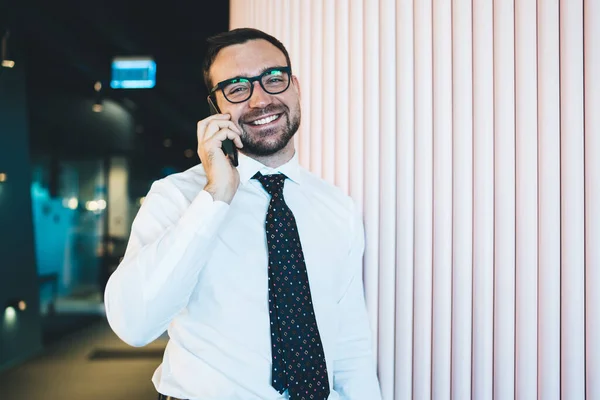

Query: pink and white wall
[{"left": 229, "top": 1, "right": 599, "bottom": 399}]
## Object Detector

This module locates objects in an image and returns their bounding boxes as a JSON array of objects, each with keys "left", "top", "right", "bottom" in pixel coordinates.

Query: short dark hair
[{"left": 202, "top": 28, "right": 292, "bottom": 91}]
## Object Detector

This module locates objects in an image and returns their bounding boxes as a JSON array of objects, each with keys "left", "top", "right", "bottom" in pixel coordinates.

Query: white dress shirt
[{"left": 104, "top": 152, "right": 382, "bottom": 400}]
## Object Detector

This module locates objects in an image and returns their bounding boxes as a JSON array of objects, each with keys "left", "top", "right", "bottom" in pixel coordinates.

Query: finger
[
  {"left": 197, "top": 114, "right": 230, "bottom": 138},
  {"left": 207, "top": 128, "right": 244, "bottom": 149},
  {"left": 234, "top": 135, "right": 243, "bottom": 149},
  {"left": 197, "top": 114, "right": 231, "bottom": 140},
  {"left": 211, "top": 119, "right": 241, "bottom": 134},
  {"left": 204, "top": 120, "right": 242, "bottom": 139}
]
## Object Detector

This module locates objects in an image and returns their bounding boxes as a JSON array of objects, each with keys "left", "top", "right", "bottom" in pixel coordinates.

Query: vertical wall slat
[
  {"left": 298, "top": 0, "right": 312, "bottom": 169},
  {"left": 255, "top": 0, "right": 265, "bottom": 33},
  {"left": 249, "top": 0, "right": 257, "bottom": 30},
  {"left": 515, "top": 0, "right": 539, "bottom": 398},
  {"left": 279, "top": 1, "right": 291, "bottom": 55},
  {"left": 493, "top": 0, "right": 516, "bottom": 398},
  {"left": 275, "top": 0, "right": 290, "bottom": 152},
  {"left": 395, "top": 0, "right": 415, "bottom": 398},
  {"left": 472, "top": 0, "right": 494, "bottom": 400},
  {"left": 289, "top": 0, "right": 300, "bottom": 84},
  {"left": 309, "top": 2, "right": 323, "bottom": 174},
  {"left": 378, "top": 0, "right": 397, "bottom": 397},
  {"left": 322, "top": 0, "right": 336, "bottom": 185},
  {"left": 229, "top": 0, "right": 239, "bottom": 28},
  {"left": 267, "top": 0, "right": 275, "bottom": 35},
  {"left": 451, "top": 0, "right": 473, "bottom": 398},
  {"left": 363, "top": 0, "right": 381, "bottom": 361},
  {"left": 349, "top": 0, "right": 364, "bottom": 212},
  {"left": 560, "top": 0, "right": 586, "bottom": 397},
  {"left": 247, "top": 0, "right": 256, "bottom": 30},
  {"left": 537, "top": 1, "right": 561, "bottom": 398},
  {"left": 585, "top": 0, "right": 600, "bottom": 397},
  {"left": 272, "top": 0, "right": 282, "bottom": 45},
  {"left": 413, "top": 0, "right": 434, "bottom": 398},
  {"left": 334, "top": 0, "right": 350, "bottom": 195},
  {"left": 288, "top": 0, "right": 301, "bottom": 152},
  {"left": 432, "top": 0, "right": 453, "bottom": 397},
  {"left": 472, "top": 0, "right": 495, "bottom": 398}
]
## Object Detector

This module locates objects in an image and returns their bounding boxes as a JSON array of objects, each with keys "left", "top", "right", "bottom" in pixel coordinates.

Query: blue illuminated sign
[{"left": 111, "top": 57, "right": 156, "bottom": 89}]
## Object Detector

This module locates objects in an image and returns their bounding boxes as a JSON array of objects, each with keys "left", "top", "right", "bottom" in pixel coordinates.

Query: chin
[
  {"left": 241, "top": 111, "right": 300, "bottom": 157},
  {"left": 243, "top": 137, "right": 293, "bottom": 157}
]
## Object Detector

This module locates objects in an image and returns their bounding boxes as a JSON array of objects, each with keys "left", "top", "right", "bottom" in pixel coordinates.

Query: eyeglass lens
[{"left": 223, "top": 69, "right": 290, "bottom": 103}]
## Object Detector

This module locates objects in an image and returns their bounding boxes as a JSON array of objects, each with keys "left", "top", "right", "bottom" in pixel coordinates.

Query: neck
[{"left": 245, "top": 142, "right": 296, "bottom": 168}]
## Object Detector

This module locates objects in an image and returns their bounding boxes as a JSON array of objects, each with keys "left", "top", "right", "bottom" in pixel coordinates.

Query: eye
[
  {"left": 225, "top": 82, "right": 250, "bottom": 96},
  {"left": 267, "top": 75, "right": 284, "bottom": 83},
  {"left": 228, "top": 86, "right": 248, "bottom": 94},
  {"left": 264, "top": 70, "right": 286, "bottom": 85}
]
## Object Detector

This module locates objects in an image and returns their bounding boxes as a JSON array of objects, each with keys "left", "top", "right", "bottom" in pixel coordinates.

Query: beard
[{"left": 238, "top": 103, "right": 301, "bottom": 157}]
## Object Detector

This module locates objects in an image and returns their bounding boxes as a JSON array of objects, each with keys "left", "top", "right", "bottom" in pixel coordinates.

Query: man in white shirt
[{"left": 104, "top": 28, "right": 382, "bottom": 400}]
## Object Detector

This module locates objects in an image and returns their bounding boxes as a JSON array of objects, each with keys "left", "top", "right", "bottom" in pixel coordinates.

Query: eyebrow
[{"left": 223, "top": 65, "right": 288, "bottom": 83}]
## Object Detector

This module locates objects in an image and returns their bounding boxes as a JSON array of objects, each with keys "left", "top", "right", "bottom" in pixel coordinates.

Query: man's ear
[{"left": 292, "top": 75, "right": 301, "bottom": 101}]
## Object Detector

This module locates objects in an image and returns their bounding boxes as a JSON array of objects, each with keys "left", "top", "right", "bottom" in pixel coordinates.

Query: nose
[{"left": 247, "top": 81, "right": 273, "bottom": 108}]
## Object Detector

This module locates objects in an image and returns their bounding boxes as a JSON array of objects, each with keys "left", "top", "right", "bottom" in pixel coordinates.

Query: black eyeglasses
[{"left": 209, "top": 66, "right": 292, "bottom": 104}]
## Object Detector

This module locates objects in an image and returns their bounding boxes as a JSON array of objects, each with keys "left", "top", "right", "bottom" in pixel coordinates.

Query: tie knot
[{"left": 253, "top": 172, "right": 287, "bottom": 196}]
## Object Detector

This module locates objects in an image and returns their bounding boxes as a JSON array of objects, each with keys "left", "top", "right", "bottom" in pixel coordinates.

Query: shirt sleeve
[
  {"left": 332, "top": 204, "right": 383, "bottom": 399},
  {"left": 104, "top": 178, "right": 230, "bottom": 347}
]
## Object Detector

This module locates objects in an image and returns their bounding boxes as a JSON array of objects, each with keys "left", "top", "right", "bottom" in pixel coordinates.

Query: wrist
[{"left": 204, "top": 183, "right": 234, "bottom": 204}]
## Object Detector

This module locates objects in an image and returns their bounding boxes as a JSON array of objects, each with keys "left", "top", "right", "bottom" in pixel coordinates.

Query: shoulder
[
  {"left": 298, "top": 167, "right": 358, "bottom": 218},
  {"left": 129, "top": 164, "right": 208, "bottom": 231},
  {"left": 150, "top": 163, "right": 208, "bottom": 204}
]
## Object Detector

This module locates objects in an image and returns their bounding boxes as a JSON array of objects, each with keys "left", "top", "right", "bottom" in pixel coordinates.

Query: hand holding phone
[
  {"left": 196, "top": 111, "right": 243, "bottom": 204},
  {"left": 208, "top": 97, "right": 239, "bottom": 167}
]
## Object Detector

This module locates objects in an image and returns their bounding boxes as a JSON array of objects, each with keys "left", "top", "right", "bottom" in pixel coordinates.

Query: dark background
[
  {"left": 2, "top": 0, "right": 229, "bottom": 197},
  {"left": 0, "top": 0, "right": 228, "bottom": 369}
]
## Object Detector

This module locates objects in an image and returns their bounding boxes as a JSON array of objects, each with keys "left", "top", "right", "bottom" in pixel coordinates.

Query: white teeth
[{"left": 252, "top": 114, "right": 279, "bottom": 125}]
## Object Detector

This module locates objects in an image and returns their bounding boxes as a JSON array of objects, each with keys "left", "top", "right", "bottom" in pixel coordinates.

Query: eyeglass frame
[{"left": 208, "top": 66, "right": 293, "bottom": 105}]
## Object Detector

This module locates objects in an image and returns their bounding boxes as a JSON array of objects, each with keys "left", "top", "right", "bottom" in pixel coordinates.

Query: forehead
[{"left": 210, "top": 39, "right": 288, "bottom": 84}]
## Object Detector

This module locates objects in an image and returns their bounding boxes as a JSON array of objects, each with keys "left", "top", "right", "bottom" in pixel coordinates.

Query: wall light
[
  {"left": 93, "top": 81, "right": 104, "bottom": 112},
  {"left": 4, "top": 299, "right": 25, "bottom": 327},
  {"left": 1, "top": 29, "right": 15, "bottom": 69},
  {"left": 85, "top": 199, "right": 106, "bottom": 212},
  {"left": 4, "top": 306, "right": 16, "bottom": 322},
  {"left": 111, "top": 56, "right": 156, "bottom": 89},
  {"left": 0, "top": 172, "right": 6, "bottom": 182},
  {"left": 63, "top": 197, "right": 78, "bottom": 210},
  {"left": 86, "top": 200, "right": 99, "bottom": 211},
  {"left": 68, "top": 197, "right": 78, "bottom": 209},
  {"left": 5, "top": 299, "right": 27, "bottom": 313}
]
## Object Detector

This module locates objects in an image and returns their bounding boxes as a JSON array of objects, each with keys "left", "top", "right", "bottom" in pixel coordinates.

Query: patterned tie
[{"left": 253, "top": 172, "right": 330, "bottom": 400}]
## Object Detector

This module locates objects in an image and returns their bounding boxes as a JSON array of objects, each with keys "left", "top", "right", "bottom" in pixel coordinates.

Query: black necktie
[{"left": 254, "top": 172, "right": 330, "bottom": 400}]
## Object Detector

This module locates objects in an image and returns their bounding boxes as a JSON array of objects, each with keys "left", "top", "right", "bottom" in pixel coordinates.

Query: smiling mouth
[{"left": 247, "top": 114, "right": 282, "bottom": 126}]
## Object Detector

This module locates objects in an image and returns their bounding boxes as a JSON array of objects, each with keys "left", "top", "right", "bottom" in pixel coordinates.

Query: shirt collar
[{"left": 237, "top": 151, "right": 303, "bottom": 186}]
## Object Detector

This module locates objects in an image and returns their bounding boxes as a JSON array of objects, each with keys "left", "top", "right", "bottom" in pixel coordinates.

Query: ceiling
[{"left": 2, "top": 0, "right": 229, "bottom": 193}]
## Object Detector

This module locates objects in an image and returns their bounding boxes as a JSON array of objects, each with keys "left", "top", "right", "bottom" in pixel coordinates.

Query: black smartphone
[{"left": 207, "top": 96, "right": 239, "bottom": 167}]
